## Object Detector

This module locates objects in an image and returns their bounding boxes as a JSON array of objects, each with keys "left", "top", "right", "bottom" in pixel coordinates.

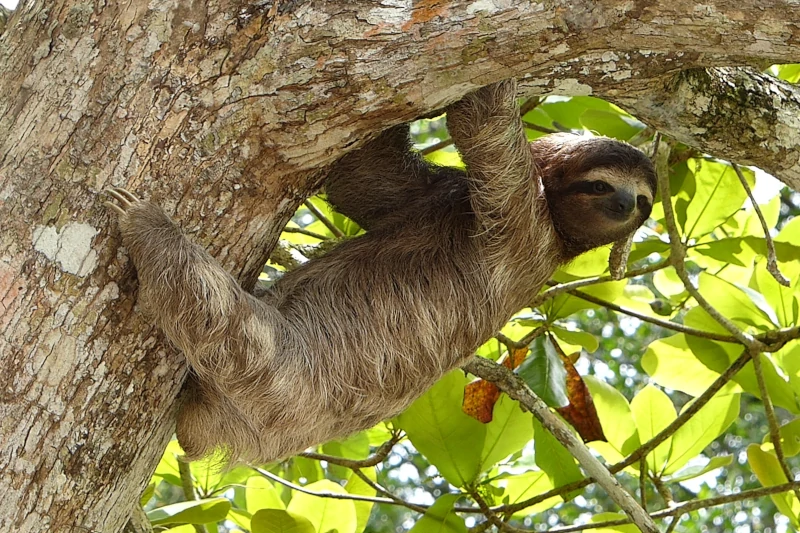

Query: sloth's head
[{"left": 532, "top": 133, "right": 657, "bottom": 258}]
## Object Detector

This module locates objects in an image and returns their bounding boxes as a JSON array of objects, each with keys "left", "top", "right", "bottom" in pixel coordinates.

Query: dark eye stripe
[{"left": 566, "top": 180, "right": 614, "bottom": 195}]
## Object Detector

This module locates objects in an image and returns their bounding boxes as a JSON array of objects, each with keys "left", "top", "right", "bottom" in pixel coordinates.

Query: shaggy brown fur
[{"left": 106, "top": 80, "right": 656, "bottom": 463}]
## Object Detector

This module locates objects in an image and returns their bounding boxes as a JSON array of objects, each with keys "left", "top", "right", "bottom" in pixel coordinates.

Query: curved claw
[{"left": 104, "top": 187, "right": 140, "bottom": 216}]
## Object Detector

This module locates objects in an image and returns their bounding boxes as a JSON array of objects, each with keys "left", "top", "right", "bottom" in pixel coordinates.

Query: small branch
[
  {"left": 751, "top": 350, "right": 800, "bottom": 500},
  {"left": 518, "top": 95, "right": 543, "bottom": 117},
  {"left": 564, "top": 288, "right": 737, "bottom": 343},
  {"left": 303, "top": 200, "right": 344, "bottom": 238},
  {"left": 300, "top": 432, "right": 403, "bottom": 469},
  {"left": 350, "top": 469, "right": 428, "bottom": 514},
  {"left": 531, "top": 259, "right": 670, "bottom": 307},
  {"left": 500, "top": 348, "right": 752, "bottom": 515},
  {"left": 419, "top": 138, "right": 454, "bottom": 155},
  {"left": 282, "top": 226, "right": 330, "bottom": 241},
  {"left": 655, "top": 138, "right": 765, "bottom": 351},
  {"left": 731, "top": 162, "right": 790, "bottom": 287},
  {"left": 522, "top": 120, "right": 560, "bottom": 135},
  {"left": 470, "top": 488, "right": 518, "bottom": 533},
  {"left": 463, "top": 357, "right": 660, "bottom": 533},
  {"left": 254, "top": 467, "right": 405, "bottom": 507},
  {"left": 496, "top": 326, "right": 547, "bottom": 350},
  {"left": 547, "top": 481, "right": 800, "bottom": 532},
  {"left": 177, "top": 459, "right": 208, "bottom": 533}
]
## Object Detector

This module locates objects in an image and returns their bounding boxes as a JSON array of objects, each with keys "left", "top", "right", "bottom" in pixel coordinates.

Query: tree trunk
[{"left": 0, "top": 1, "right": 798, "bottom": 531}]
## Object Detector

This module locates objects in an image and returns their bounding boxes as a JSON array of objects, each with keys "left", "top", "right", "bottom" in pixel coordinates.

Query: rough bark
[{"left": 0, "top": 1, "right": 798, "bottom": 532}]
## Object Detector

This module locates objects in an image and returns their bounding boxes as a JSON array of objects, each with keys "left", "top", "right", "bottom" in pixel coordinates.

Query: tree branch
[{"left": 463, "top": 357, "right": 659, "bottom": 533}]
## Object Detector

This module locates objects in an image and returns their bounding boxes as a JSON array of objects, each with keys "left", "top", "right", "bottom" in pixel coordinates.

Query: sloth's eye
[{"left": 593, "top": 181, "right": 610, "bottom": 194}]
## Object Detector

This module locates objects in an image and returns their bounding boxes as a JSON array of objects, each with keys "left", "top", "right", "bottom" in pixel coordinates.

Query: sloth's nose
[{"left": 604, "top": 191, "right": 635, "bottom": 219}]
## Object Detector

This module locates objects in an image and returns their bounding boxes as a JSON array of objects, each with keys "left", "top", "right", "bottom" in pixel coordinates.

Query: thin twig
[
  {"left": 751, "top": 350, "right": 800, "bottom": 500},
  {"left": 303, "top": 200, "right": 344, "bottom": 238},
  {"left": 655, "top": 137, "right": 765, "bottom": 351},
  {"left": 351, "top": 469, "right": 428, "bottom": 513},
  {"left": 282, "top": 226, "right": 330, "bottom": 241},
  {"left": 564, "top": 288, "right": 737, "bottom": 343},
  {"left": 463, "top": 357, "right": 660, "bottom": 533},
  {"left": 731, "top": 162, "right": 790, "bottom": 287},
  {"left": 532, "top": 259, "right": 670, "bottom": 307},
  {"left": 470, "top": 488, "right": 518, "bottom": 532},
  {"left": 419, "top": 138, "right": 454, "bottom": 155},
  {"left": 522, "top": 120, "right": 559, "bottom": 134},
  {"left": 547, "top": 481, "right": 800, "bottom": 532},
  {"left": 300, "top": 432, "right": 403, "bottom": 469},
  {"left": 254, "top": 467, "right": 404, "bottom": 507}
]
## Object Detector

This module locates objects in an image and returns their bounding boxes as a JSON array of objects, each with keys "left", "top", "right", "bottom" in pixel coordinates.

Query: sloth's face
[{"left": 531, "top": 133, "right": 657, "bottom": 258}]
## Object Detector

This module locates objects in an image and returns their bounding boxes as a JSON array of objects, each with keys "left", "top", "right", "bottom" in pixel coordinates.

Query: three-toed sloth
[{"left": 107, "top": 80, "right": 656, "bottom": 463}]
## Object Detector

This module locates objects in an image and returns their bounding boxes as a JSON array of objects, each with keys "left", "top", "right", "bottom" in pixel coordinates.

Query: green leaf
[
  {"left": 251, "top": 509, "right": 316, "bottom": 533},
  {"left": 551, "top": 325, "right": 599, "bottom": 352},
  {"left": 246, "top": 476, "right": 285, "bottom": 513},
  {"left": 584, "top": 377, "right": 640, "bottom": 459},
  {"left": 765, "top": 418, "right": 800, "bottom": 457},
  {"left": 480, "top": 394, "right": 534, "bottom": 471},
  {"left": 344, "top": 467, "right": 377, "bottom": 532},
  {"left": 397, "top": 371, "right": 484, "bottom": 486},
  {"left": 754, "top": 258, "right": 800, "bottom": 328},
  {"left": 147, "top": 497, "right": 231, "bottom": 526},
  {"left": 697, "top": 272, "right": 777, "bottom": 329},
  {"left": 668, "top": 455, "right": 733, "bottom": 483},
  {"left": 642, "top": 334, "right": 729, "bottom": 396},
  {"left": 533, "top": 417, "right": 582, "bottom": 493},
  {"left": 286, "top": 480, "right": 357, "bottom": 533},
  {"left": 747, "top": 444, "right": 800, "bottom": 526},
  {"left": 683, "top": 159, "right": 750, "bottom": 239},
  {"left": 770, "top": 64, "right": 800, "bottom": 83},
  {"left": 579, "top": 109, "right": 643, "bottom": 141},
  {"left": 590, "top": 512, "right": 640, "bottom": 533},
  {"left": 517, "top": 338, "right": 569, "bottom": 408},
  {"left": 652, "top": 268, "right": 686, "bottom": 301},
  {"left": 502, "top": 471, "right": 558, "bottom": 516},
  {"left": 666, "top": 387, "right": 740, "bottom": 474},
  {"left": 630, "top": 385, "right": 675, "bottom": 474},
  {"left": 409, "top": 493, "right": 467, "bottom": 533}
]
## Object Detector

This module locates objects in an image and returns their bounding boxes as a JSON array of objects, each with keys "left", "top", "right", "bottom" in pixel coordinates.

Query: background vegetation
[{"left": 138, "top": 64, "right": 800, "bottom": 533}]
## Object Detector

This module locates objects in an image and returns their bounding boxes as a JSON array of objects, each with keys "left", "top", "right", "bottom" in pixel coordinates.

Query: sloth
[{"left": 106, "top": 80, "right": 656, "bottom": 463}]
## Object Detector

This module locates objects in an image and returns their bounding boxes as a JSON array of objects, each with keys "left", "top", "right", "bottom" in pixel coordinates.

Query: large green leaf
[
  {"left": 251, "top": 509, "right": 316, "bottom": 533},
  {"left": 517, "top": 337, "right": 569, "bottom": 409},
  {"left": 246, "top": 476, "right": 285, "bottom": 514},
  {"left": 551, "top": 325, "right": 599, "bottom": 353},
  {"left": 480, "top": 394, "right": 534, "bottom": 471},
  {"left": 533, "top": 418, "right": 582, "bottom": 492},
  {"left": 321, "top": 432, "right": 370, "bottom": 480},
  {"left": 409, "top": 494, "right": 467, "bottom": 533},
  {"left": 344, "top": 467, "right": 377, "bottom": 532},
  {"left": 747, "top": 444, "right": 800, "bottom": 526},
  {"left": 753, "top": 258, "right": 800, "bottom": 328},
  {"left": 698, "top": 272, "right": 777, "bottom": 329},
  {"left": 286, "top": 480, "right": 357, "bottom": 533},
  {"left": 584, "top": 377, "right": 639, "bottom": 460},
  {"left": 642, "top": 334, "right": 728, "bottom": 396},
  {"left": 147, "top": 497, "right": 231, "bottom": 526},
  {"left": 630, "top": 385, "right": 675, "bottom": 474},
  {"left": 682, "top": 159, "right": 751, "bottom": 239},
  {"left": 667, "top": 455, "right": 733, "bottom": 483},
  {"left": 397, "top": 371, "right": 484, "bottom": 486},
  {"left": 665, "top": 387, "right": 740, "bottom": 474},
  {"left": 501, "top": 470, "right": 558, "bottom": 517}
]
